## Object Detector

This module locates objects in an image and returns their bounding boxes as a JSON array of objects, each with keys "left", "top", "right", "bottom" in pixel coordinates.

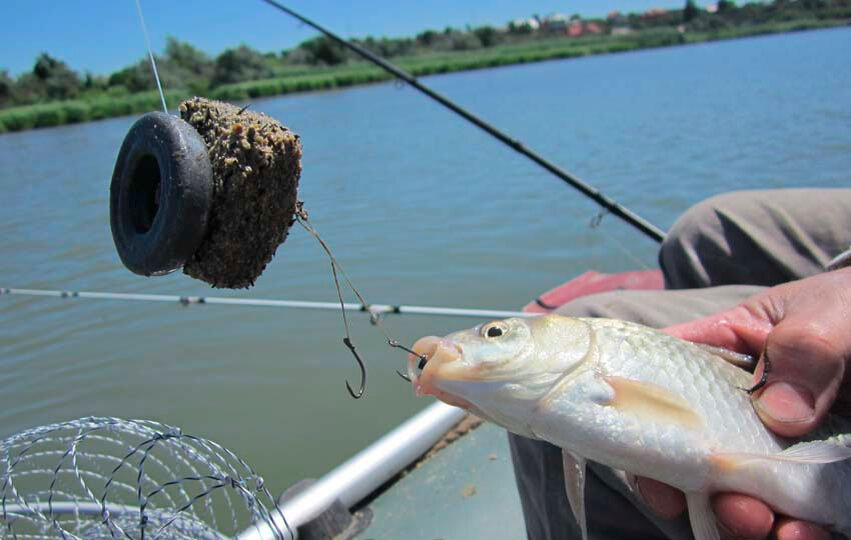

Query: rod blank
[
  {"left": 259, "top": 0, "right": 667, "bottom": 244},
  {"left": 0, "top": 287, "right": 534, "bottom": 319}
]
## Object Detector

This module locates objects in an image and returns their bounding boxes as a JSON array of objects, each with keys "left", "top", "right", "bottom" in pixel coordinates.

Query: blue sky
[{"left": 3, "top": 0, "right": 709, "bottom": 77}]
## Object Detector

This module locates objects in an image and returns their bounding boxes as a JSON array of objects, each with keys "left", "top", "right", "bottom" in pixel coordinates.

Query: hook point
[{"left": 345, "top": 380, "right": 364, "bottom": 399}]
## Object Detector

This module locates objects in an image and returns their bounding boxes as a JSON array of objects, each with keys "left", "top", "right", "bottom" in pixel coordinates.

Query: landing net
[{"left": 0, "top": 417, "right": 289, "bottom": 539}]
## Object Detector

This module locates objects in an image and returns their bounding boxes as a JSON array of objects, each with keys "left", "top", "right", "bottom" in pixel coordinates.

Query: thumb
[{"left": 753, "top": 317, "right": 845, "bottom": 438}]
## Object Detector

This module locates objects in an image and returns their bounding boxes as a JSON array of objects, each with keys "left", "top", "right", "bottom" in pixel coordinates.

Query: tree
[
  {"left": 212, "top": 45, "right": 272, "bottom": 86},
  {"left": 0, "top": 70, "right": 14, "bottom": 108},
  {"left": 165, "top": 38, "right": 212, "bottom": 77},
  {"left": 165, "top": 37, "right": 213, "bottom": 92},
  {"left": 684, "top": 0, "right": 699, "bottom": 21},
  {"left": 108, "top": 59, "right": 159, "bottom": 92},
  {"left": 450, "top": 32, "right": 481, "bottom": 51},
  {"left": 32, "top": 53, "right": 82, "bottom": 100},
  {"left": 416, "top": 29, "right": 438, "bottom": 46},
  {"left": 297, "top": 36, "right": 348, "bottom": 66},
  {"left": 508, "top": 20, "right": 534, "bottom": 34},
  {"left": 473, "top": 26, "right": 498, "bottom": 47},
  {"left": 718, "top": 0, "right": 736, "bottom": 12},
  {"left": 373, "top": 37, "right": 415, "bottom": 58}
]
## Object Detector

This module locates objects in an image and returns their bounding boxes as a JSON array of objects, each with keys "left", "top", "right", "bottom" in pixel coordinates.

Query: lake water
[{"left": 1, "top": 28, "right": 850, "bottom": 498}]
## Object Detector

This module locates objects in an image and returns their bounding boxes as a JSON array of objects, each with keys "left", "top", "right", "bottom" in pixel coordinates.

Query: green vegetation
[{"left": 1, "top": 0, "right": 849, "bottom": 134}]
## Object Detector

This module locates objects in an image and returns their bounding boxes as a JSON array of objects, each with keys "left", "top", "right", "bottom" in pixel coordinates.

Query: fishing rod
[
  {"left": 0, "top": 287, "right": 532, "bottom": 320},
  {"left": 260, "top": 0, "right": 667, "bottom": 244}
]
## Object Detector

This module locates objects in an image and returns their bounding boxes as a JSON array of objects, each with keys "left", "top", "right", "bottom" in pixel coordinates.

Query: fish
[{"left": 407, "top": 314, "right": 851, "bottom": 540}]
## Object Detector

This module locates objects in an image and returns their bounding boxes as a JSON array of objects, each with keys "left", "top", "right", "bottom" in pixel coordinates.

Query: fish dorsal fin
[
  {"left": 694, "top": 343, "right": 756, "bottom": 371},
  {"left": 603, "top": 377, "right": 703, "bottom": 430},
  {"left": 686, "top": 492, "right": 720, "bottom": 540},
  {"left": 561, "top": 449, "right": 588, "bottom": 540},
  {"left": 715, "top": 440, "right": 851, "bottom": 466}
]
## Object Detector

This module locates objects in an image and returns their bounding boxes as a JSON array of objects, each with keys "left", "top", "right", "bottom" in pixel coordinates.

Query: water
[{"left": 1, "top": 28, "right": 850, "bottom": 500}]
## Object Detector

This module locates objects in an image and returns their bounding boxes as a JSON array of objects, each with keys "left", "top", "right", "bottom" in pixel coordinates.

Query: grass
[
  {"left": 0, "top": 90, "right": 190, "bottom": 133},
  {"left": 1, "top": 18, "right": 848, "bottom": 134}
]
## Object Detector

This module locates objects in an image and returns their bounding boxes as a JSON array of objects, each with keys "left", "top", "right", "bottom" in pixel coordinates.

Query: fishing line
[
  {"left": 589, "top": 210, "right": 653, "bottom": 271},
  {"left": 294, "top": 206, "right": 427, "bottom": 399},
  {"left": 258, "top": 0, "right": 667, "bottom": 244},
  {"left": 134, "top": 0, "right": 168, "bottom": 114}
]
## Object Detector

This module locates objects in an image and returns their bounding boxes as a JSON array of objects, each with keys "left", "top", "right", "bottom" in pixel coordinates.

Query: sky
[{"left": 2, "top": 0, "right": 711, "bottom": 77}]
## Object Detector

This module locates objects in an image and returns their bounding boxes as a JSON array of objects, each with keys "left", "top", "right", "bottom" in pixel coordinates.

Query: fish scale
[
  {"left": 410, "top": 314, "right": 851, "bottom": 540},
  {"left": 593, "top": 319, "right": 777, "bottom": 454}
]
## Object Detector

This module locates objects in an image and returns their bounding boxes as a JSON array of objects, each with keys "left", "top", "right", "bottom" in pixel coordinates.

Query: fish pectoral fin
[
  {"left": 694, "top": 343, "right": 756, "bottom": 372},
  {"left": 561, "top": 449, "right": 588, "bottom": 540},
  {"left": 715, "top": 440, "right": 851, "bottom": 466},
  {"left": 686, "top": 492, "right": 720, "bottom": 540},
  {"left": 603, "top": 376, "right": 703, "bottom": 430},
  {"left": 781, "top": 440, "right": 851, "bottom": 463}
]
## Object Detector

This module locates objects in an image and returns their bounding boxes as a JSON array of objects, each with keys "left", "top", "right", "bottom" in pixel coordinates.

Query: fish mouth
[{"left": 408, "top": 336, "right": 473, "bottom": 409}]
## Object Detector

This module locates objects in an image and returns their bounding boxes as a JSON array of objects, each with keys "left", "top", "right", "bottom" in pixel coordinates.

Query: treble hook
[{"left": 343, "top": 337, "right": 366, "bottom": 399}]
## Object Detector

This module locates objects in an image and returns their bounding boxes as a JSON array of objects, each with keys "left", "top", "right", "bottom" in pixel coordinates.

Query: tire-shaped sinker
[{"left": 110, "top": 111, "right": 213, "bottom": 276}]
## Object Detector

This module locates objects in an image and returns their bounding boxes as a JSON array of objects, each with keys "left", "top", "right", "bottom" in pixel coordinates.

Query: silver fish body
[{"left": 409, "top": 315, "right": 851, "bottom": 540}]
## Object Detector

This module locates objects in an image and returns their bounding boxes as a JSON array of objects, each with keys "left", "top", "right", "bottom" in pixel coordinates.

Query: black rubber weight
[{"left": 110, "top": 111, "right": 213, "bottom": 276}]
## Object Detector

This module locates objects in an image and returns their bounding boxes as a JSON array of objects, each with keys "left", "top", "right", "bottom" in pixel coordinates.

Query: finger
[
  {"left": 712, "top": 493, "right": 773, "bottom": 540},
  {"left": 634, "top": 477, "right": 685, "bottom": 520},
  {"left": 752, "top": 320, "right": 845, "bottom": 438},
  {"left": 774, "top": 517, "right": 832, "bottom": 540},
  {"left": 662, "top": 304, "right": 773, "bottom": 355}
]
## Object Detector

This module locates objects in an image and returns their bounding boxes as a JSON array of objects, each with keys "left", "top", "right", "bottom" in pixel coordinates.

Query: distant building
[
  {"left": 543, "top": 13, "right": 569, "bottom": 32},
  {"left": 643, "top": 7, "right": 668, "bottom": 19},
  {"left": 706, "top": 3, "right": 719, "bottom": 13},
  {"left": 607, "top": 10, "right": 627, "bottom": 25},
  {"left": 607, "top": 10, "right": 630, "bottom": 35},
  {"left": 585, "top": 21, "right": 603, "bottom": 34},
  {"left": 567, "top": 21, "right": 583, "bottom": 37},
  {"left": 509, "top": 17, "right": 540, "bottom": 32}
]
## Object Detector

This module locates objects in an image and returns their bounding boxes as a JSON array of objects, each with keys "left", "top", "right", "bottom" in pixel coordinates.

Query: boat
[
  {"left": 1, "top": 6, "right": 670, "bottom": 538},
  {"left": 248, "top": 269, "right": 664, "bottom": 540}
]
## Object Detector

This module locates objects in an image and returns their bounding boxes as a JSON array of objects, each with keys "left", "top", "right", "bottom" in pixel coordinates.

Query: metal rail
[
  {"left": 236, "top": 402, "right": 466, "bottom": 540},
  {"left": 260, "top": 0, "right": 667, "bottom": 244}
]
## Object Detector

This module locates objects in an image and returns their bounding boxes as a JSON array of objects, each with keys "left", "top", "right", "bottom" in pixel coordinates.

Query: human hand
[{"left": 638, "top": 268, "right": 851, "bottom": 540}]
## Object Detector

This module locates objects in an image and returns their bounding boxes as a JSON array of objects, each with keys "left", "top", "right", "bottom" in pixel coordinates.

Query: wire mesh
[{"left": 0, "top": 417, "right": 290, "bottom": 540}]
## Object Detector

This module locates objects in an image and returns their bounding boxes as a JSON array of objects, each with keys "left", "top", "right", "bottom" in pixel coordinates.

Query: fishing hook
[
  {"left": 745, "top": 348, "right": 772, "bottom": 395},
  {"left": 387, "top": 339, "right": 425, "bottom": 361},
  {"left": 388, "top": 340, "right": 428, "bottom": 384},
  {"left": 343, "top": 337, "right": 366, "bottom": 398}
]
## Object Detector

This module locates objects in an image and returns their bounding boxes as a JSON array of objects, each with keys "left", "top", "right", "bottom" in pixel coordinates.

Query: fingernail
[{"left": 755, "top": 381, "right": 814, "bottom": 424}]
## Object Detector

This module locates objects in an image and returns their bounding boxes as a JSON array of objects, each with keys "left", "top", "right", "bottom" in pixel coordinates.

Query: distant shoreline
[{"left": 1, "top": 19, "right": 847, "bottom": 134}]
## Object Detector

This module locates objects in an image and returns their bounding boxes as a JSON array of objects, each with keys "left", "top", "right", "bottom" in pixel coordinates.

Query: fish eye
[{"left": 481, "top": 321, "right": 509, "bottom": 340}]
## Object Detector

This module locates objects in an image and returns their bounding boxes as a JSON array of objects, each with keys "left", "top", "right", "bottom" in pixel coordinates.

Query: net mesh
[{"left": 0, "top": 417, "right": 290, "bottom": 540}]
